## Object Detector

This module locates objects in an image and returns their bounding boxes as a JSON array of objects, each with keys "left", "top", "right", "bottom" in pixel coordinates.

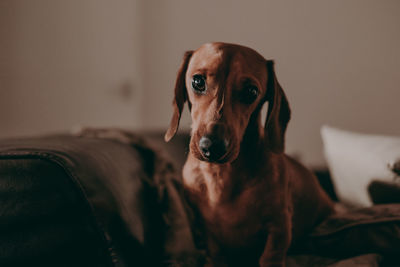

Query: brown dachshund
[{"left": 165, "top": 42, "right": 335, "bottom": 267}]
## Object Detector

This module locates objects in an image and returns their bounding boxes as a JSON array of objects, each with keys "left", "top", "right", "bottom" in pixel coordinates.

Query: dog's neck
[{"left": 188, "top": 115, "right": 266, "bottom": 206}]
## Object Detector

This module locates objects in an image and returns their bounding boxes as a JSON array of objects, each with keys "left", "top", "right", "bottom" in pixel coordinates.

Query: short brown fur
[{"left": 166, "top": 42, "right": 334, "bottom": 267}]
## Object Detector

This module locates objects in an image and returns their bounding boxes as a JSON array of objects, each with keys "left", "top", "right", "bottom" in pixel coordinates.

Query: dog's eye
[
  {"left": 242, "top": 85, "right": 259, "bottom": 104},
  {"left": 192, "top": 75, "right": 207, "bottom": 93}
]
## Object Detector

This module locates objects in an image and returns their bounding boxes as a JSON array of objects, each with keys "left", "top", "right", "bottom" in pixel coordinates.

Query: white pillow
[{"left": 321, "top": 126, "right": 400, "bottom": 207}]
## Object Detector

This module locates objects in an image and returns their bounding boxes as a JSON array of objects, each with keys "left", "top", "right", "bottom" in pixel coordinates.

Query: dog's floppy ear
[
  {"left": 165, "top": 50, "right": 193, "bottom": 142},
  {"left": 264, "top": 60, "right": 291, "bottom": 153}
]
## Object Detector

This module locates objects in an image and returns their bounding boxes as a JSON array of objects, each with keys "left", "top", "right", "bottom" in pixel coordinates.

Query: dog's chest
[
  {"left": 183, "top": 164, "right": 271, "bottom": 246},
  {"left": 206, "top": 186, "right": 270, "bottom": 249}
]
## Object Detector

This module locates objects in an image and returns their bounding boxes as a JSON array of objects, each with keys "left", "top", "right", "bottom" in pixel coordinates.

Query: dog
[{"left": 165, "top": 42, "right": 335, "bottom": 267}]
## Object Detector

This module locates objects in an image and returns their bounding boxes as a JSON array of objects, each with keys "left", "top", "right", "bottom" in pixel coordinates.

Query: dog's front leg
[{"left": 258, "top": 220, "right": 292, "bottom": 267}]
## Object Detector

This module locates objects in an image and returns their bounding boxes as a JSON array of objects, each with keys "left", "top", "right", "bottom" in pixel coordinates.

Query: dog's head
[{"left": 165, "top": 42, "right": 290, "bottom": 163}]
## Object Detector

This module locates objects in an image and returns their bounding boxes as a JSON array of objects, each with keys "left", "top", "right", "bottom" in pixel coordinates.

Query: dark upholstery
[
  {"left": 368, "top": 180, "right": 400, "bottom": 204},
  {"left": 0, "top": 158, "right": 110, "bottom": 267},
  {"left": 1, "top": 131, "right": 400, "bottom": 267},
  {"left": 0, "top": 135, "right": 165, "bottom": 267},
  {"left": 300, "top": 204, "right": 400, "bottom": 266}
]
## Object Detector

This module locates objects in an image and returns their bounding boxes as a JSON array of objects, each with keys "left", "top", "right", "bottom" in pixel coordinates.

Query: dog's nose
[{"left": 199, "top": 135, "right": 228, "bottom": 161}]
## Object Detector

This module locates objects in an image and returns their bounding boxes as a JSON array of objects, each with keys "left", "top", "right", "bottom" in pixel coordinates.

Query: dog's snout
[{"left": 199, "top": 135, "right": 228, "bottom": 162}]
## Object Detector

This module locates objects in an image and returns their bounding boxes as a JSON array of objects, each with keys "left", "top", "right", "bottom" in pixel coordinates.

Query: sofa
[{"left": 0, "top": 129, "right": 399, "bottom": 267}]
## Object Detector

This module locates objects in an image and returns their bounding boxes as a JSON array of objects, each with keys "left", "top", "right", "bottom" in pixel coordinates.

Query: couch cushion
[
  {"left": 0, "top": 134, "right": 168, "bottom": 267},
  {"left": 299, "top": 204, "right": 400, "bottom": 265},
  {"left": 321, "top": 126, "right": 400, "bottom": 207},
  {"left": 0, "top": 157, "right": 111, "bottom": 267}
]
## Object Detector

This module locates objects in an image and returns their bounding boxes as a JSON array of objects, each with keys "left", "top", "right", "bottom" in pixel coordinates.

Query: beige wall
[
  {"left": 140, "top": 0, "right": 400, "bottom": 166},
  {"left": 0, "top": 0, "right": 143, "bottom": 137},
  {"left": 1, "top": 0, "right": 400, "bottom": 166}
]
